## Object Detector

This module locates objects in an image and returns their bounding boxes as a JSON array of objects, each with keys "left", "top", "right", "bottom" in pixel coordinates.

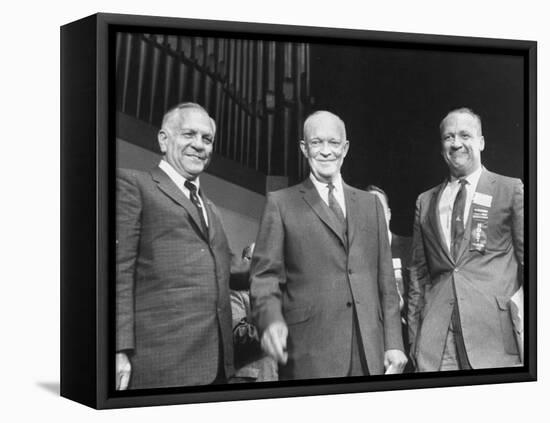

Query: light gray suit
[{"left": 407, "top": 169, "right": 524, "bottom": 371}]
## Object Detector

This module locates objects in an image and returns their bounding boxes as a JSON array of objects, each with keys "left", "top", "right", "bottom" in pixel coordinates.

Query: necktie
[
  {"left": 327, "top": 182, "right": 346, "bottom": 225},
  {"left": 184, "top": 180, "right": 208, "bottom": 235},
  {"left": 450, "top": 179, "right": 468, "bottom": 260},
  {"left": 449, "top": 178, "right": 472, "bottom": 369}
]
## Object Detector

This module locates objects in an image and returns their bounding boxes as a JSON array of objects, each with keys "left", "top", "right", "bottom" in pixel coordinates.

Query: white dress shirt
[
  {"left": 159, "top": 160, "right": 209, "bottom": 226},
  {"left": 438, "top": 166, "right": 483, "bottom": 251},
  {"left": 309, "top": 173, "right": 346, "bottom": 217}
]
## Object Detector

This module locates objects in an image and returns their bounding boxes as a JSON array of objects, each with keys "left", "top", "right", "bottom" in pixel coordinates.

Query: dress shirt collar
[
  {"left": 159, "top": 160, "right": 201, "bottom": 192},
  {"left": 309, "top": 172, "right": 346, "bottom": 216},
  {"left": 158, "top": 160, "right": 209, "bottom": 226},
  {"left": 448, "top": 165, "right": 483, "bottom": 189},
  {"left": 309, "top": 172, "right": 344, "bottom": 194}
]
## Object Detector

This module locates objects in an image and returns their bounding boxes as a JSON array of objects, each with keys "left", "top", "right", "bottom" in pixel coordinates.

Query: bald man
[
  {"left": 116, "top": 102, "right": 243, "bottom": 389},
  {"left": 250, "top": 111, "right": 407, "bottom": 380}
]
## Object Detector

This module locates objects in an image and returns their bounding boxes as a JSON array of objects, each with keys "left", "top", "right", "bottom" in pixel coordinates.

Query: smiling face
[
  {"left": 300, "top": 112, "right": 349, "bottom": 183},
  {"left": 158, "top": 107, "right": 215, "bottom": 181},
  {"left": 440, "top": 111, "right": 485, "bottom": 178}
]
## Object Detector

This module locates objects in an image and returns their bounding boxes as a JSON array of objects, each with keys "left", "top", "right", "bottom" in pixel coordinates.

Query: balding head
[
  {"left": 439, "top": 107, "right": 482, "bottom": 137},
  {"left": 161, "top": 102, "right": 216, "bottom": 136},
  {"left": 303, "top": 111, "right": 347, "bottom": 141},
  {"left": 157, "top": 102, "right": 216, "bottom": 180},
  {"left": 439, "top": 107, "right": 485, "bottom": 178},
  {"left": 300, "top": 110, "right": 349, "bottom": 183}
]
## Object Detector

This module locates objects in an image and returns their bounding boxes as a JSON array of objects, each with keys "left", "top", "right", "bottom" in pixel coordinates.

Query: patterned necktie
[
  {"left": 451, "top": 179, "right": 468, "bottom": 260},
  {"left": 327, "top": 182, "right": 346, "bottom": 225},
  {"left": 184, "top": 180, "right": 208, "bottom": 235}
]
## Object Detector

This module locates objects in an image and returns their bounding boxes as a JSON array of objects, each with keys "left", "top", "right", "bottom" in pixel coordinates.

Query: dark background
[{"left": 309, "top": 43, "right": 524, "bottom": 236}]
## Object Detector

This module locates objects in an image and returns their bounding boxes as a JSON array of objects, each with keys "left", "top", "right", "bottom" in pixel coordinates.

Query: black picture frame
[{"left": 60, "top": 12, "right": 537, "bottom": 409}]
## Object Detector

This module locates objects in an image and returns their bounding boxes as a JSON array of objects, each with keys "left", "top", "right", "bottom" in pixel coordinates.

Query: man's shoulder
[
  {"left": 416, "top": 183, "right": 442, "bottom": 203},
  {"left": 117, "top": 168, "right": 155, "bottom": 185},
  {"left": 346, "top": 185, "right": 380, "bottom": 206},
  {"left": 485, "top": 170, "right": 522, "bottom": 187},
  {"left": 352, "top": 185, "right": 377, "bottom": 198},
  {"left": 266, "top": 181, "right": 307, "bottom": 201},
  {"left": 117, "top": 167, "right": 150, "bottom": 179}
]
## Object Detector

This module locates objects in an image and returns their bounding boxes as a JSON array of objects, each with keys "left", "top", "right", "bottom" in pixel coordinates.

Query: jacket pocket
[
  {"left": 284, "top": 305, "right": 313, "bottom": 326},
  {"left": 496, "top": 296, "right": 519, "bottom": 356}
]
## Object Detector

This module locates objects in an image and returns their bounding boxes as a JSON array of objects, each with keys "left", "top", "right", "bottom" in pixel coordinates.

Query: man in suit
[
  {"left": 116, "top": 102, "right": 240, "bottom": 389},
  {"left": 250, "top": 111, "right": 407, "bottom": 380},
  {"left": 407, "top": 107, "right": 524, "bottom": 372}
]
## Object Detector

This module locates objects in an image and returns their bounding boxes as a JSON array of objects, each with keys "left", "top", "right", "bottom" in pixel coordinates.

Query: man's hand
[
  {"left": 261, "top": 321, "right": 288, "bottom": 364},
  {"left": 384, "top": 349, "right": 408, "bottom": 374},
  {"left": 116, "top": 352, "right": 132, "bottom": 390}
]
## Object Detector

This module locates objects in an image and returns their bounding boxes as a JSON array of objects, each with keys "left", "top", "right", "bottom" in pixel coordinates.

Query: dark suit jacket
[
  {"left": 407, "top": 169, "right": 523, "bottom": 371},
  {"left": 391, "top": 233, "right": 412, "bottom": 297},
  {"left": 250, "top": 178, "right": 404, "bottom": 380},
  {"left": 116, "top": 167, "right": 235, "bottom": 389}
]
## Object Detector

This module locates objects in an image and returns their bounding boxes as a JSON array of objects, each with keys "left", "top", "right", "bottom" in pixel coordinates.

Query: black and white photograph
[
  {"left": 5, "top": 0, "right": 549, "bottom": 421},
  {"left": 107, "top": 18, "right": 533, "bottom": 397}
]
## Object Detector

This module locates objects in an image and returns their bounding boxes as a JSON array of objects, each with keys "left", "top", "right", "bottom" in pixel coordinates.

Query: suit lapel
[
  {"left": 427, "top": 181, "right": 453, "bottom": 263},
  {"left": 150, "top": 167, "right": 209, "bottom": 241},
  {"left": 456, "top": 169, "right": 496, "bottom": 259},
  {"left": 202, "top": 194, "right": 217, "bottom": 245},
  {"left": 301, "top": 178, "right": 347, "bottom": 248},
  {"left": 344, "top": 183, "right": 357, "bottom": 247}
]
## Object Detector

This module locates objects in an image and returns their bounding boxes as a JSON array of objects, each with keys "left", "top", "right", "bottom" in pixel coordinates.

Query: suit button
[
  {"left": 346, "top": 301, "right": 352, "bottom": 308},
  {"left": 348, "top": 269, "right": 353, "bottom": 275},
  {"left": 454, "top": 268, "right": 459, "bottom": 272}
]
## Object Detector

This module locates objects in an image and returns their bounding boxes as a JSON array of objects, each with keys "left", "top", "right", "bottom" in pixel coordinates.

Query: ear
[
  {"left": 158, "top": 130, "right": 168, "bottom": 153},
  {"left": 299, "top": 140, "right": 308, "bottom": 157},
  {"left": 342, "top": 140, "right": 350, "bottom": 158},
  {"left": 479, "top": 136, "right": 485, "bottom": 152}
]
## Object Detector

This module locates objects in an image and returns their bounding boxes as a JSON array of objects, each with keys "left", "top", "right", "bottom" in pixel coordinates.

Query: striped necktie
[
  {"left": 184, "top": 180, "right": 208, "bottom": 235},
  {"left": 327, "top": 182, "right": 346, "bottom": 225}
]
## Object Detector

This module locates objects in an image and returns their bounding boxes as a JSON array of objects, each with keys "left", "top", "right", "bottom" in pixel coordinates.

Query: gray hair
[
  {"left": 303, "top": 110, "right": 347, "bottom": 141},
  {"left": 161, "top": 102, "right": 216, "bottom": 135}
]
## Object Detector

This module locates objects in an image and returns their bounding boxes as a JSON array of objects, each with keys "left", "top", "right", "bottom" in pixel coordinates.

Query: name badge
[
  {"left": 392, "top": 258, "right": 402, "bottom": 269},
  {"left": 470, "top": 205, "right": 489, "bottom": 254},
  {"left": 473, "top": 192, "right": 493, "bottom": 208}
]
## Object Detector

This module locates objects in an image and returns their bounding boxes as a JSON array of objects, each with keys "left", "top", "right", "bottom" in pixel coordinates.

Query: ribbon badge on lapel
[{"left": 470, "top": 192, "right": 492, "bottom": 254}]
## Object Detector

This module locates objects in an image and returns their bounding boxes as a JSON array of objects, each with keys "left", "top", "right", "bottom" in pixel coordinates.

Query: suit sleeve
[
  {"left": 407, "top": 195, "right": 430, "bottom": 351},
  {"left": 250, "top": 193, "right": 286, "bottom": 334},
  {"left": 116, "top": 170, "right": 142, "bottom": 352},
  {"left": 512, "top": 179, "right": 524, "bottom": 284},
  {"left": 374, "top": 197, "right": 404, "bottom": 352}
]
